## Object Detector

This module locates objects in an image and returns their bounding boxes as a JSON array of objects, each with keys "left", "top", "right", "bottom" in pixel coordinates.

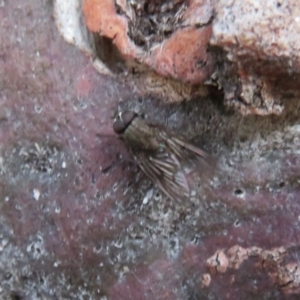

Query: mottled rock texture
[
  {"left": 211, "top": 0, "right": 300, "bottom": 115},
  {"left": 0, "top": 0, "right": 300, "bottom": 299}
]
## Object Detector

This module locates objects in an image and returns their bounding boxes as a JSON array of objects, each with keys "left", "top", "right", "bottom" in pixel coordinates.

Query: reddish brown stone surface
[
  {"left": 1, "top": 0, "right": 300, "bottom": 299},
  {"left": 83, "top": 0, "right": 138, "bottom": 59},
  {"left": 82, "top": 0, "right": 213, "bottom": 84},
  {"left": 211, "top": 0, "right": 300, "bottom": 115},
  {"left": 147, "top": 26, "right": 213, "bottom": 84}
]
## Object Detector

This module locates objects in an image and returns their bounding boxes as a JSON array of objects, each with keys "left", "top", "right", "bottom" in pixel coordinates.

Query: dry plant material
[{"left": 126, "top": 0, "right": 188, "bottom": 50}]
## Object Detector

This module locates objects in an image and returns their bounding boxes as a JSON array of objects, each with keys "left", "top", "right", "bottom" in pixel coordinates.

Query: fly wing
[
  {"left": 159, "top": 131, "right": 213, "bottom": 170},
  {"left": 132, "top": 131, "right": 214, "bottom": 202},
  {"left": 133, "top": 149, "right": 190, "bottom": 201}
]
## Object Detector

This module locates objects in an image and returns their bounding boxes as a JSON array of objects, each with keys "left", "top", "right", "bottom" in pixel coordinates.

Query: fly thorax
[{"left": 123, "top": 117, "right": 159, "bottom": 151}]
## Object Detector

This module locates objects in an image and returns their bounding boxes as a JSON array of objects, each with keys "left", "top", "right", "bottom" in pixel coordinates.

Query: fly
[{"left": 113, "top": 111, "right": 213, "bottom": 201}]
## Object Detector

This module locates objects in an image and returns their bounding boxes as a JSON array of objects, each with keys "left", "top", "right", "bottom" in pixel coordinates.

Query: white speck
[
  {"left": 0, "top": 238, "right": 8, "bottom": 252},
  {"left": 55, "top": 205, "right": 61, "bottom": 214},
  {"left": 4, "top": 196, "right": 9, "bottom": 202},
  {"left": 113, "top": 240, "right": 123, "bottom": 248},
  {"left": 93, "top": 246, "right": 102, "bottom": 254},
  {"left": 35, "top": 143, "right": 41, "bottom": 153},
  {"left": 190, "top": 190, "right": 196, "bottom": 197},
  {"left": 62, "top": 161, "right": 66, "bottom": 168},
  {"left": 54, "top": 261, "right": 59, "bottom": 267},
  {"left": 143, "top": 189, "right": 153, "bottom": 205},
  {"left": 33, "top": 189, "right": 40, "bottom": 201},
  {"left": 34, "top": 105, "right": 43, "bottom": 114},
  {"left": 113, "top": 182, "right": 118, "bottom": 191},
  {"left": 142, "top": 197, "right": 149, "bottom": 205},
  {"left": 295, "top": 16, "right": 300, "bottom": 23}
]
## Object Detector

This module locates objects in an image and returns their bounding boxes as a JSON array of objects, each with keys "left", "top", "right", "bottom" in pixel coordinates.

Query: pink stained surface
[{"left": 0, "top": 1, "right": 300, "bottom": 299}]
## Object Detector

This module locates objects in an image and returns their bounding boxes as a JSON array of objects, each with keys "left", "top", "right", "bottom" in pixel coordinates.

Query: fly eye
[
  {"left": 121, "top": 111, "right": 136, "bottom": 125},
  {"left": 113, "top": 111, "right": 136, "bottom": 134},
  {"left": 113, "top": 120, "right": 126, "bottom": 134}
]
